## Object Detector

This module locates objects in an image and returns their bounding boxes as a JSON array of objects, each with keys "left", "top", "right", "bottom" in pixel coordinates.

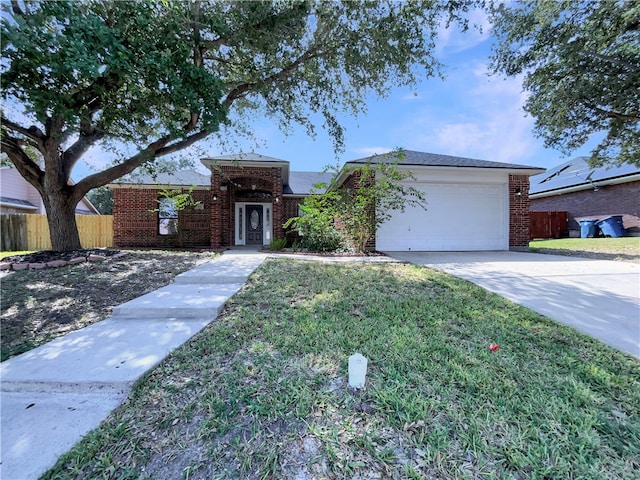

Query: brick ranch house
[
  {"left": 530, "top": 157, "right": 640, "bottom": 236},
  {"left": 110, "top": 151, "right": 544, "bottom": 251}
]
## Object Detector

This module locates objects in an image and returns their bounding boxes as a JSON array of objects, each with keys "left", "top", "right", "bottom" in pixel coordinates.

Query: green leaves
[
  {"left": 1, "top": 0, "right": 477, "bottom": 251},
  {"left": 1, "top": 0, "right": 226, "bottom": 142},
  {"left": 490, "top": 0, "right": 640, "bottom": 166},
  {"left": 287, "top": 151, "right": 427, "bottom": 253}
]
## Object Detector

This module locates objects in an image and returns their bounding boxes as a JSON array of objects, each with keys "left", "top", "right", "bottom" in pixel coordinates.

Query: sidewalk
[{"left": 0, "top": 250, "right": 267, "bottom": 480}]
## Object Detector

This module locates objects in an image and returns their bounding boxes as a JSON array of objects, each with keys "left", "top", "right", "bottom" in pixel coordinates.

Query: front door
[{"left": 246, "top": 205, "right": 263, "bottom": 245}]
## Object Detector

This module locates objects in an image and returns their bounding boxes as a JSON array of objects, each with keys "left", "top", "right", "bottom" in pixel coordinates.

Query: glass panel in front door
[{"left": 246, "top": 205, "right": 263, "bottom": 245}]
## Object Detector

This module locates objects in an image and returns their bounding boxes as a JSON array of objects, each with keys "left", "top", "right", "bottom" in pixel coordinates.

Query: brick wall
[
  {"left": 113, "top": 188, "right": 210, "bottom": 248},
  {"left": 283, "top": 197, "right": 302, "bottom": 220},
  {"left": 210, "top": 166, "right": 283, "bottom": 248},
  {"left": 530, "top": 180, "right": 640, "bottom": 233},
  {"left": 509, "top": 175, "right": 531, "bottom": 248}
]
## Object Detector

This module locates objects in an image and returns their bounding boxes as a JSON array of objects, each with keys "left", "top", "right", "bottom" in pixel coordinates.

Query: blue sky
[{"left": 77, "top": 8, "right": 601, "bottom": 179}]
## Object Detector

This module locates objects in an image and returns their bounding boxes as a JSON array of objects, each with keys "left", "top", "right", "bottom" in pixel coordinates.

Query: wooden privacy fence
[
  {"left": 1, "top": 214, "right": 113, "bottom": 251},
  {"left": 530, "top": 211, "right": 568, "bottom": 239}
]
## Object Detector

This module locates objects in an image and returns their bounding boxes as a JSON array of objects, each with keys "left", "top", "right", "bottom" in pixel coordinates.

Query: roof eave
[
  {"left": 530, "top": 173, "right": 640, "bottom": 198},
  {"left": 0, "top": 201, "right": 38, "bottom": 210},
  {"left": 335, "top": 163, "right": 545, "bottom": 186},
  {"left": 107, "top": 183, "right": 210, "bottom": 189}
]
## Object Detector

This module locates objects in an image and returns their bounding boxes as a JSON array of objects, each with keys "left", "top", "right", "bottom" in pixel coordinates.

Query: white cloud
[
  {"left": 400, "top": 92, "right": 424, "bottom": 101},
  {"left": 351, "top": 146, "right": 394, "bottom": 158},
  {"left": 436, "top": 8, "right": 492, "bottom": 55},
  {"left": 394, "top": 67, "right": 537, "bottom": 164}
]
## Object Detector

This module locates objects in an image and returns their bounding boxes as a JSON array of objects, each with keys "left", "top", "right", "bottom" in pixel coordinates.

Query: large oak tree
[
  {"left": 1, "top": 0, "right": 475, "bottom": 251},
  {"left": 490, "top": 0, "right": 640, "bottom": 167}
]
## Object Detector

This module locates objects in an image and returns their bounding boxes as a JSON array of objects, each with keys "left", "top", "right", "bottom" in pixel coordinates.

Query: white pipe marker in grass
[{"left": 348, "top": 353, "right": 368, "bottom": 388}]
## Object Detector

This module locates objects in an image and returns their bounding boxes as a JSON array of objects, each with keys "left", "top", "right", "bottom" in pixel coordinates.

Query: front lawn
[
  {"left": 530, "top": 237, "right": 640, "bottom": 262},
  {"left": 44, "top": 259, "right": 640, "bottom": 479}
]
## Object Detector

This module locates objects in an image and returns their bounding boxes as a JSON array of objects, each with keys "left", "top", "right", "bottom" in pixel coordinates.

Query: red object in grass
[{"left": 489, "top": 343, "right": 500, "bottom": 352}]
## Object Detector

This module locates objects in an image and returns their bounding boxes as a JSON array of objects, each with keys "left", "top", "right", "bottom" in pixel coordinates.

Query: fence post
[{"left": 0, "top": 215, "right": 28, "bottom": 251}]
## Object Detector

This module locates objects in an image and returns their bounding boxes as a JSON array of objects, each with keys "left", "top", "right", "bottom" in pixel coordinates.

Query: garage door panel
[{"left": 377, "top": 183, "right": 507, "bottom": 251}]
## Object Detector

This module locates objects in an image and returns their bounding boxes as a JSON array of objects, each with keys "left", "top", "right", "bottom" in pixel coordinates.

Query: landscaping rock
[
  {"left": 46, "top": 260, "right": 68, "bottom": 268},
  {"left": 29, "top": 263, "right": 47, "bottom": 269},
  {"left": 88, "top": 255, "right": 106, "bottom": 262},
  {"left": 0, "top": 262, "right": 12, "bottom": 271},
  {"left": 68, "top": 257, "right": 86, "bottom": 264},
  {"left": 112, "top": 252, "right": 128, "bottom": 259},
  {"left": 12, "top": 263, "right": 29, "bottom": 271}
]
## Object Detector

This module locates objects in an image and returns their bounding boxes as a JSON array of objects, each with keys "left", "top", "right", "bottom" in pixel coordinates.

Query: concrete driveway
[{"left": 386, "top": 251, "right": 640, "bottom": 359}]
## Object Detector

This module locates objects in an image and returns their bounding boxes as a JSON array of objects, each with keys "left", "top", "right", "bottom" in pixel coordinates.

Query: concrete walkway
[
  {"left": 0, "top": 250, "right": 267, "bottom": 480},
  {"left": 387, "top": 251, "right": 640, "bottom": 359}
]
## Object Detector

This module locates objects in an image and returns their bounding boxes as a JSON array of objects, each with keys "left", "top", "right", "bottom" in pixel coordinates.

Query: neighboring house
[
  {"left": 529, "top": 157, "right": 640, "bottom": 236},
  {"left": 0, "top": 166, "right": 100, "bottom": 215},
  {"left": 109, "top": 151, "right": 543, "bottom": 251}
]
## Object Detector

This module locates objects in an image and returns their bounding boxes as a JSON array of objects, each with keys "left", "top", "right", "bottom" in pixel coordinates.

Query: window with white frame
[{"left": 158, "top": 197, "right": 178, "bottom": 235}]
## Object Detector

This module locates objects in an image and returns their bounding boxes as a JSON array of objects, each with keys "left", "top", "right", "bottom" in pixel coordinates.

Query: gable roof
[
  {"left": 529, "top": 157, "right": 640, "bottom": 196},
  {"left": 205, "top": 153, "right": 288, "bottom": 163},
  {"left": 110, "top": 170, "right": 210, "bottom": 187},
  {"left": 348, "top": 150, "right": 544, "bottom": 171},
  {"left": 286, "top": 171, "right": 334, "bottom": 195},
  {"left": 0, "top": 196, "right": 38, "bottom": 210}
]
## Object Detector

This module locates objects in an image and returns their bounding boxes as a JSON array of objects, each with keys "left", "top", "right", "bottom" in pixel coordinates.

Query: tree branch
[
  {"left": 0, "top": 136, "right": 45, "bottom": 190},
  {"left": 581, "top": 51, "right": 639, "bottom": 72},
  {"left": 61, "top": 129, "right": 106, "bottom": 177},
  {"left": 584, "top": 102, "right": 640, "bottom": 122},
  {"left": 10, "top": 0, "right": 25, "bottom": 17},
  {"left": 72, "top": 133, "right": 174, "bottom": 199},
  {"left": 73, "top": 148, "right": 156, "bottom": 200},
  {"left": 155, "top": 128, "right": 213, "bottom": 157},
  {"left": 1, "top": 116, "right": 45, "bottom": 145},
  {"left": 221, "top": 47, "right": 324, "bottom": 109},
  {"left": 69, "top": 71, "right": 122, "bottom": 112}
]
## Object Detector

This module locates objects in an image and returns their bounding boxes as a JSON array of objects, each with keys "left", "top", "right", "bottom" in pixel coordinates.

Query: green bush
[
  {"left": 284, "top": 198, "right": 346, "bottom": 253},
  {"left": 269, "top": 237, "right": 287, "bottom": 251}
]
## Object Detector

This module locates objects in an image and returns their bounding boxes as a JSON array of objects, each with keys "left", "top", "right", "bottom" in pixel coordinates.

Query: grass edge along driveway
[{"left": 44, "top": 259, "right": 640, "bottom": 480}]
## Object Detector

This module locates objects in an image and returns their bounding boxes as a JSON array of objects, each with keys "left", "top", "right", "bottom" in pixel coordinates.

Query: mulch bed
[{"left": 2, "top": 248, "right": 123, "bottom": 264}]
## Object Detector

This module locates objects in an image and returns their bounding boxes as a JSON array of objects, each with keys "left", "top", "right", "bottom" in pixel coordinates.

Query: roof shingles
[{"left": 349, "top": 150, "right": 542, "bottom": 170}]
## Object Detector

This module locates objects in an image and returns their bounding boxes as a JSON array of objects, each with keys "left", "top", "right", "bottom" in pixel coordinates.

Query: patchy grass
[
  {"left": 530, "top": 237, "right": 640, "bottom": 263},
  {"left": 44, "top": 259, "right": 640, "bottom": 480},
  {"left": 0, "top": 250, "right": 34, "bottom": 259},
  {"left": 0, "top": 250, "right": 217, "bottom": 361}
]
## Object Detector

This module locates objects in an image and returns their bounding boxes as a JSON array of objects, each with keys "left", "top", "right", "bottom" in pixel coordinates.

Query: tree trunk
[{"left": 42, "top": 191, "right": 83, "bottom": 252}]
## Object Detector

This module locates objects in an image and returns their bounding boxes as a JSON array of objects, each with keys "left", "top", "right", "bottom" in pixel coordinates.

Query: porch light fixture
[
  {"left": 251, "top": 184, "right": 256, "bottom": 191},
  {"left": 275, "top": 196, "right": 280, "bottom": 203},
  {"left": 220, "top": 183, "right": 228, "bottom": 191},
  {"left": 213, "top": 193, "right": 218, "bottom": 201},
  {"left": 514, "top": 187, "right": 522, "bottom": 196}
]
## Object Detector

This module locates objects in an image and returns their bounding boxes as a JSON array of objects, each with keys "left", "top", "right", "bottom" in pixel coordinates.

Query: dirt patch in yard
[{"left": 0, "top": 249, "right": 217, "bottom": 361}]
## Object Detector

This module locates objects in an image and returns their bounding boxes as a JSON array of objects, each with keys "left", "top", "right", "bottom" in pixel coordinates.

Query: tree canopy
[
  {"left": 1, "top": 0, "right": 476, "bottom": 251},
  {"left": 489, "top": 0, "right": 640, "bottom": 167}
]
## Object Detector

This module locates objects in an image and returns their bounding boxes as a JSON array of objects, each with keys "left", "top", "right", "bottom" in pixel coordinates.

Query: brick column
[
  {"left": 509, "top": 174, "right": 531, "bottom": 249},
  {"left": 210, "top": 172, "right": 222, "bottom": 249},
  {"left": 272, "top": 169, "right": 284, "bottom": 240}
]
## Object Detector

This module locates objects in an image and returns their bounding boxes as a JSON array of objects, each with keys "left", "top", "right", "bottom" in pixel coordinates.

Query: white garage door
[{"left": 377, "top": 183, "right": 508, "bottom": 251}]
